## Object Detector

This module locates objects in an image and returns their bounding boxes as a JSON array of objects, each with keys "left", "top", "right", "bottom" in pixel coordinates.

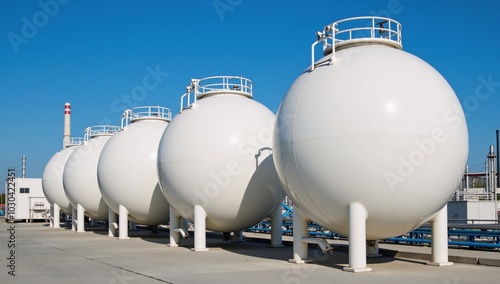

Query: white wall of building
[
  {"left": 448, "top": 201, "right": 497, "bottom": 224},
  {"left": 5, "top": 178, "right": 50, "bottom": 221}
]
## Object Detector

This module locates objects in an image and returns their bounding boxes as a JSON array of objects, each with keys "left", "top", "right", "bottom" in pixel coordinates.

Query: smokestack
[
  {"left": 63, "top": 102, "right": 71, "bottom": 148},
  {"left": 496, "top": 130, "right": 499, "bottom": 188},
  {"left": 22, "top": 155, "right": 26, "bottom": 178}
]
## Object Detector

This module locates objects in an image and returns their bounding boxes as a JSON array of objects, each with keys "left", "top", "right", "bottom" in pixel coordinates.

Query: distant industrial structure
[
  {"left": 449, "top": 145, "right": 499, "bottom": 223},
  {"left": 4, "top": 157, "right": 50, "bottom": 222}
]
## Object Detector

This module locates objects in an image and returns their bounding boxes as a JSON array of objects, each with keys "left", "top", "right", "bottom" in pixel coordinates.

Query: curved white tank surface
[
  {"left": 158, "top": 76, "right": 285, "bottom": 232},
  {"left": 97, "top": 106, "right": 172, "bottom": 225},
  {"left": 273, "top": 17, "right": 469, "bottom": 240},
  {"left": 42, "top": 138, "right": 84, "bottom": 213},
  {"left": 63, "top": 126, "right": 119, "bottom": 220}
]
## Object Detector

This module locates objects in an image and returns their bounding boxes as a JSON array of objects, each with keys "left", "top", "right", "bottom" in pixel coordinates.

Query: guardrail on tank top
[
  {"left": 311, "top": 16, "right": 402, "bottom": 70},
  {"left": 84, "top": 125, "right": 120, "bottom": 141},
  {"left": 180, "top": 76, "right": 253, "bottom": 111},
  {"left": 121, "top": 106, "right": 172, "bottom": 128}
]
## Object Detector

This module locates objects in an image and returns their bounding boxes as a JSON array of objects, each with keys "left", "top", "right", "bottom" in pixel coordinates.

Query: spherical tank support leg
[
  {"left": 108, "top": 207, "right": 118, "bottom": 237},
  {"left": 232, "top": 230, "right": 244, "bottom": 242},
  {"left": 289, "top": 208, "right": 310, "bottom": 263},
  {"left": 53, "top": 203, "right": 61, "bottom": 228},
  {"left": 119, "top": 204, "right": 130, "bottom": 240},
  {"left": 129, "top": 222, "right": 137, "bottom": 230},
  {"left": 181, "top": 218, "right": 190, "bottom": 233},
  {"left": 270, "top": 204, "right": 284, "bottom": 248},
  {"left": 344, "top": 202, "right": 371, "bottom": 272},
  {"left": 169, "top": 206, "right": 181, "bottom": 247},
  {"left": 76, "top": 204, "right": 85, "bottom": 233},
  {"left": 427, "top": 205, "right": 453, "bottom": 266},
  {"left": 49, "top": 205, "right": 54, "bottom": 228},
  {"left": 366, "top": 240, "right": 382, "bottom": 258},
  {"left": 192, "top": 204, "right": 209, "bottom": 252},
  {"left": 71, "top": 205, "right": 76, "bottom": 231}
]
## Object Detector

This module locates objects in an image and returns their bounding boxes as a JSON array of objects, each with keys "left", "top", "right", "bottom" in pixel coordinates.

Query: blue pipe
[
  {"left": 281, "top": 202, "right": 293, "bottom": 218},
  {"left": 386, "top": 237, "right": 500, "bottom": 249},
  {"left": 248, "top": 218, "right": 500, "bottom": 249}
]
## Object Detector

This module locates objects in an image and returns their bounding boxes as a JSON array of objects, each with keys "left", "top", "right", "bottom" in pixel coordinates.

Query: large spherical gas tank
[
  {"left": 97, "top": 106, "right": 171, "bottom": 225},
  {"left": 42, "top": 142, "right": 81, "bottom": 213},
  {"left": 158, "top": 76, "right": 285, "bottom": 233},
  {"left": 63, "top": 126, "right": 119, "bottom": 220},
  {"left": 273, "top": 17, "right": 468, "bottom": 240}
]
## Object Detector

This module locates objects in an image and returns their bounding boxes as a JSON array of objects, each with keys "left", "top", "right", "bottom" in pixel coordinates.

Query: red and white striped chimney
[{"left": 63, "top": 102, "right": 71, "bottom": 148}]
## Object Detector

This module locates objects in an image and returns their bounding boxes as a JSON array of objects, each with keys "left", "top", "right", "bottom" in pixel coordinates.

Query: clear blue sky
[{"left": 1, "top": 0, "right": 499, "bottom": 178}]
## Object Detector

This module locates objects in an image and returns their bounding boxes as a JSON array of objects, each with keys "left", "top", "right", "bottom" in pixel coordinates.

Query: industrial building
[{"left": 4, "top": 175, "right": 50, "bottom": 222}]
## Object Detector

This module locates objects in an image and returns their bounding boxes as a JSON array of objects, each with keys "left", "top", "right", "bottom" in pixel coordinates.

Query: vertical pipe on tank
[
  {"left": 108, "top": 208, "right": 117, "bottom": 237},
  {"left": 53, "top": 203, "right": 60, "bottom": 228},
  {"left": 49, "top": 205, "right": 54, "bottom": 228},
  {"left": 71, "top": 206, "right": 76, "bottom": 231},
  {"left": 119, "top": 204, "right": 130, "bottom": 239},
  {"left": 63, "top": 103, "right": 71, "bottom": 148},
  {"left": 269, "top": 205, "right": 284, "bottom": 247},
  {"left": 192, "top": 204, "right": 209, "bottom": 251},
  {"left": 427, "top": 205, "right": 453, "bottom": 266},
  {"left": 344, "top": 202, "right": 372, "bottom": 272},
  {"left": 289, "top": 208, "right": 309, "bottom": 263},
  {"left": 169, "top": 207, "right": 181, "bottom": 247},
  {"left": 76, "top": 204, "right": 85, "bottom": 233}
]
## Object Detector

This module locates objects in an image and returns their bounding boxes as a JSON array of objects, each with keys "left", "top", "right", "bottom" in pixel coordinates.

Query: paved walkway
[{"left": 0, "top": 222, "right": 499, "bottom": 284}]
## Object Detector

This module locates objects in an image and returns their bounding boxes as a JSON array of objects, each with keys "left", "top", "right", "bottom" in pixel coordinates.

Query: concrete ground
[
  {"left": 244, "top": 232, "right": 500, "bottom": 267},
  {"left": 0, "top": 221, "right": 499, "bottom": 284}
]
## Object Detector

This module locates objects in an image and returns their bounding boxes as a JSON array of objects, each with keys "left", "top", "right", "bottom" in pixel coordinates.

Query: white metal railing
[
  {"left": 84, "top": 125, "right": 120, "bottom": 141},
  {"left": 180, "top": 76, "right": 252, "bottom": 111},
  {"left": 67, "top": 137, "right": 84, "bottom": 147},
  {"left": 450, "top": 190, "right": 498, "bottom": 201},
  {"left": 311, "top": 16, "right": 402, "bottom": 71},
  {"left": 121, "top": 106, "right": 172, "bottom": 128},
  {"left": 448, "top": 219, "right": 500, "bottom": 225}
]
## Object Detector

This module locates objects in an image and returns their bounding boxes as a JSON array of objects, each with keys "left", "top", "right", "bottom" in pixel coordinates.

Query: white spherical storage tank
[
  {"left": 273, "top": 17, "right": 468, "bottom": 271},
  {"left": 43, "top": 139, "right": 83, "bottom": 213},
  {"left": 42, "top": 138, "right": 84, "bottom": 227},
  {"left": 63, "top": 125, "right": 119, "bottom": 232},
  {"left": 157, "top": 76, "right": 285, "bottom": 250},
  {"left": 97, "top": 106, "right": 172, "bottom": 239}
]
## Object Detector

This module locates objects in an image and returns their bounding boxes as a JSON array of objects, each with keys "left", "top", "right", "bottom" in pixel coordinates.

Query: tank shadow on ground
[
  {"left": 55, "top": 222, "right": 110, "bottom": 235},
  {"left": 129, "top": 227, "right": 409, "bottom": 272},
  {"left": 220, "top": 240, "right": 406, "bottom": 271},
  {"left": 55, "top": 223, "right": 420, "bottom": 271},
  {"left": 139, "top": 230, "right": 232, "bottom": 247}
]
